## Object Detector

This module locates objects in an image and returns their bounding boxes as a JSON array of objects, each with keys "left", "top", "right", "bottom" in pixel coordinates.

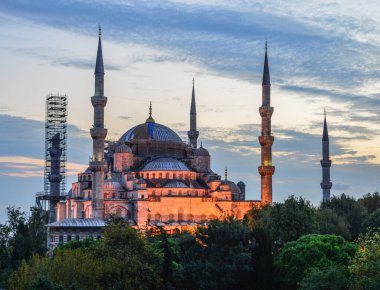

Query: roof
[
  {"left": 115, "top": 144, "right": 132, "bottom": 153},
  {"left": 46, "top": 218, "right": 105, "bottom": 228},
  {"left": 262, "top": 41, "right": 270, "bottom": 85},
  {"left": 142, "top": 157, "right": 190, "bottom": 171},
  {"left": 164, "top": 180, "right": 189, "bottom": 188},
  {"left": 120, "top": 123, "right": 182, "bottom": 142}
]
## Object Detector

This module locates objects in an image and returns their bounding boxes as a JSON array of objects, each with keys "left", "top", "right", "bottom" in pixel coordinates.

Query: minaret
[
  {"left": 89, "top": 27, "right": 108, "bottom": 219},
  {"left": 188, "top": 78, "right": 199, "bottom": 149},
  {"left": 320, "top": 109, "right": 332, "bottom": 202},
  {"left": 48, "top": 133, "right": 62, "bottom": 222},
  {"left": 258, "top": 41, "right": 275, "bottom": 205}
]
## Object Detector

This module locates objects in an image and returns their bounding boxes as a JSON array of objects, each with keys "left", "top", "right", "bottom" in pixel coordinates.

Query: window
[
  {"left": 89, "top": 235, "right": 93, "bottom": 239},
  {"left": 75, "top": 235, "right": 80, "bottom": 241},
  {"left": 225, "top": 196, "right": 228, "bottom": 200},
  {"left": 67, "top": 235, "right": 72, "bottom": 242},
  {"left": 97, "top": 235, "right": 101, "bottom": 240},
  {"left": 59, "top": 235, "right": 63, "bottom": 243},
  {"left": 141, "top": 195, "right": 145, "bottom": 199}
]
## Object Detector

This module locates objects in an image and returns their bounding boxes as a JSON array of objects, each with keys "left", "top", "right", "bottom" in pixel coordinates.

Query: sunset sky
[{"left": 1, "top": 0, "right": 380, "bottom": 221}]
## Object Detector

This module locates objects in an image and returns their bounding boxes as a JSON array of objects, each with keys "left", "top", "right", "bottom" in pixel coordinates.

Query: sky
[{"left": 1, "top": 0, "right": 380, "bottom": 222}]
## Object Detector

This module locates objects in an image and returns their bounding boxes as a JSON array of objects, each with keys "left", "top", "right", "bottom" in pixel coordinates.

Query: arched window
[
  {"left": 166, "top": 173, "right": 169, "bottom": 179},
  {"left": 169, "top": 214, "right": 174, "bottom": 221},
  {"left": 159, "top": 173, "right": 162, "bottom": 179}
]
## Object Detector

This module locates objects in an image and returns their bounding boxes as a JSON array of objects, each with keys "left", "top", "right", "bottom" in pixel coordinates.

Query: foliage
[
  {"left": 0, "top": 206, "right": 47, "bottom": 287},
  {"left": 361, "top": 209, "right": 380, "bottom": 234},
  {"left": 246, "top": 205, "right": 274, "bottom": 289},
  {"left": 8, "top": 220, "right": 163, "bottom": 290},
  {"left": 274, "top": 234, "right": 357, "bottom": 289},
  {"left": 348, "top": 230, "right": 380, "bottom": 289},
  {"left": 298, "top": 266, "right": 347, "bottom": 290},
  {"left": 173, "top": 217, "right": 254, "bottom": 290},
  {"left": 321, "top": 194, "right": 366, "bottom": 240},
  {"left": 257, "top": 196, "right": 319, "bottom": 248},
  {"left": 358, "top": 192, "right": 380, "bottom": 214},
  {"left": 317, "top": 208, "right": 351, "bottom": 240}
]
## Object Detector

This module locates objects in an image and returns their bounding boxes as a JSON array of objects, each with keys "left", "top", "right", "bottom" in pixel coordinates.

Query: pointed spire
[
  {"left": 190, "top": 77, "right": 196, "bottom": 114},
  {"left": 323, "top": 108, "right": 329, "bottom": 141},
  {"left": 225, "top": 166, "right": 228, "bottom": 180},
  {"left": 95, "top": 25, "right": 104, "bottom": 75},
  {"left": 146, "top": 101, "right": 155, "bottom": 123},
  {"left": 262, "top": 40, "right": 270, "bottom": 85}
]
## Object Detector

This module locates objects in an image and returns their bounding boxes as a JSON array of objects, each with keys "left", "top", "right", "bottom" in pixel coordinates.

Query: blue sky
[{"left": 1, "top": 0, "right": 380, "bottom": 221}]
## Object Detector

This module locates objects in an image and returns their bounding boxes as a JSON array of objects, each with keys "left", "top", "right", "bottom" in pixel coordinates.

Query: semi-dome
[
  {"left": 142, "top": 157, "right": 190, "bottom": 171},
  {"left": 120, "top": 123, "right": 182, "bottom": 142},
  {"left": 115, "top": 144, "right": 132, "bottom": 153},
  {"left": 164, "top": 181, "right": 189, "bottom": 188}
]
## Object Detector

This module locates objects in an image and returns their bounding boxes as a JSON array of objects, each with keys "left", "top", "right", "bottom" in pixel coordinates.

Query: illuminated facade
[{"left": 47, "top": 31, "right": 274, "bottom": 248}]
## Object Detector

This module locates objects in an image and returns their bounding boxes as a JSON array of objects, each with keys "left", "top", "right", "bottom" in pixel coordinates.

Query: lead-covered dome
[
  {"left": 120, "top": 123, "right": 182, "bottom": 142},
  {"left": 142, "top": 157, "right": 190, "bottom": 171}
]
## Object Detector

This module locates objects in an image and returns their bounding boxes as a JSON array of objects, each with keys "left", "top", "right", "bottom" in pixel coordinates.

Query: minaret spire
[
  {"left": 89, "top": 27, "right": 108, "bottom": 219},
  {"left": 188, "top": 78, "right": 199, "bottom": 148},
  {"left": 258, "top": 41, "right": 275, "bottom": 204},
  {"left": 146, "top": 101, "right": 155, "bottom": 123},
  {"left": 321, "top": 109, "right": 332, "bottom": 202}
]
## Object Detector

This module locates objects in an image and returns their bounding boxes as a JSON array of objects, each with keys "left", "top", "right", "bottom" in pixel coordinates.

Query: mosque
[{"left": 46, "top": 30, "right": 276, "bottom": 248}]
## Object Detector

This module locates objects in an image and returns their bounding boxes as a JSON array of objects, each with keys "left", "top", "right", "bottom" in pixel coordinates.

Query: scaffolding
[{"left": 44, "top": 94, "right": 67, "bottom": 197}]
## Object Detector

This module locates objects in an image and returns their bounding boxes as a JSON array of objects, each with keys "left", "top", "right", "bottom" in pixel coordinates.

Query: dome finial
[
  {"left": 146, "top": 101, "right": 155, "bottom": 123},
  {"left": 225, "top": 166, "right": 228, "bottom": 180}
]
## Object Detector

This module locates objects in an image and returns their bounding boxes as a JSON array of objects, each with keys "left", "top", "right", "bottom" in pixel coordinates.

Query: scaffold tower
[{"left": 44, "top": 94, "right": 67, "bottom": 198}]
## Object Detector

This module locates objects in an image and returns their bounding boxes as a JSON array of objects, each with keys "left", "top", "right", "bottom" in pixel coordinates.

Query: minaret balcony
[
  {"left": 259, "top": 136, "right": 274, "bottom": 146},
  {"left": 320, "top": 181, "right": 332, "bottom": 189},
  {"left": 187, "top": 130, "right": 199, "bottom": 139},
  {"left": 320, "top": 160, "right": 332, "bottom": 167},
  {"left": 91, "top": 96, "right": 108, "bottom": 107},
  {"left": 90, "top": 128, "right": 108, "bottom": 139},
  {"left": 259, "top": 106, "right": 274, "bottom": 118},
  {"left": 89, "top": 159, "right": 106, "bottom": 172},
  {"left": 258, "top": 166, "right": 275, "bottom": 176}
]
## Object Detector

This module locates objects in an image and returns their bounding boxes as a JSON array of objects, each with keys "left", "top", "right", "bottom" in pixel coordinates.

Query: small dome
[
  {"left": 104, "top": 179, "right": 122, "bottom": 190},
  {"left": 115, "top": 144, "right": 132, "bottom": 153},
  {"left": 194, "top": 147, "right": 209, "bottom": 156},
  {"left": 120, "top": 123, "right": 182, "bottom": 142},
  {"left": 164, "top": 180, "right": 189, "bottom": 188},
  {"left": 142, "top": 157, "right": 190, "bottom": 171},
  {"left": 84, "top": 167, "right": 92, "bottom": 173}
]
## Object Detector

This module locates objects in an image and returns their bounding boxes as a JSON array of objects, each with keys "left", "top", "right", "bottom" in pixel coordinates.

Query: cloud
[
  {"left": 119, "top": 115, "right": 132, "bottom": 120},
  {"left": 0, "top": 156, "right": 87, "bottom": 178}
]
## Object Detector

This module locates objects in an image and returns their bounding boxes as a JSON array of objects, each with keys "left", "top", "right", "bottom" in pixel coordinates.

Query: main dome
[{"left": 120, "top": 123, "right": 182, "bottom": 142}]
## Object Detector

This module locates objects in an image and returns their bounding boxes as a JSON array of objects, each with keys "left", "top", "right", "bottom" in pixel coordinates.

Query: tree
[
  {"left": 321, "top": 194, "right": 366, "bottom": 240},
  {"left": 261, "top": 196, "right": 319, "bottom": 246},
  {"left": 317, "top": 208, "right": 351, "bottom": 240},
  {"left": 358, "top": 192, "right": 380, "bottom": 214},
  {"left": 274, "top": 234, "right": 357, "bottom": 289},
  {"left": 246, "top": 205, "right": 274, "bottom": 289},
  {"left": 299, "top": 266, "right": 347, "bottom": 290},
  {"left": 174, "top": 217, "right": 254, "bottom": 290},
  {"left": 349, "top": 231, "right": 380, "bottom": 289},
  {"left": 8, "top": 220, "right": 163, "bottom": 290},
  {"left": 361, "top": 208, "right": 380, "bottom": 234}
]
